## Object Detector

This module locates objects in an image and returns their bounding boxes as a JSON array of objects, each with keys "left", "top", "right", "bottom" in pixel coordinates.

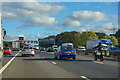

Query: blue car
[{"left": 54, "top": 46, "right": 76, "bottom": 60}]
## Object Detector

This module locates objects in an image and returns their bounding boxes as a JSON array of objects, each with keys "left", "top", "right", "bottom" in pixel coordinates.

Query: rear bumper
[{"left": 59, "top": 53, "right": 76, "bottom": 58}]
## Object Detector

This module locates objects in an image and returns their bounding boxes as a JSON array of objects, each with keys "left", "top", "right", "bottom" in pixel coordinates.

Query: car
[
  {"left": 40, "top": 47, "right": 46, "bottom": 51},
  {"left": 54, "top": 46, "right": 76, "bottom": 60},
  {"left": 108, "top": 47, "right": 120, "bottom": 52},
  {"left": 52, "top": 45, "right": 58, "bottom": 51},
  {"left": 21, "top": 46, "right": 35, "bottom": 57},
  {"left": 3, "top": 47, "right": 12, "bottom": 55},
  {"left": 78, "top": 46, "right": 86, "bottom": 51},
  {"left": 46, "top": 47, "right": 55, "bottom": 52}
]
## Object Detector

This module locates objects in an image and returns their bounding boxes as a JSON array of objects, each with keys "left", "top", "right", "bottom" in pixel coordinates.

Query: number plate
[
  {"left": 26, "top": 52, "right": 30, "bottom": 54},
  {"left": 102, "top": 52, "right": 105, "bottom": 55},
  {"left": 65, "top": 51, "right": 71, "bottom": 53}
]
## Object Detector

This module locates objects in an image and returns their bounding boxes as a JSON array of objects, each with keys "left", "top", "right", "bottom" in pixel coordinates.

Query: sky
[{"left": 1, "top": 1, "right": 119, "bottom": 41}]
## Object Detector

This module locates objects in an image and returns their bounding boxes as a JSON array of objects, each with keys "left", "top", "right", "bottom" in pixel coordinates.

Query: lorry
[
  {"left": 86, "top": 39, "right": 113, "bottom": 56},
  {"left": 12, "top": 41, "right": 20, "bottom": 51}
]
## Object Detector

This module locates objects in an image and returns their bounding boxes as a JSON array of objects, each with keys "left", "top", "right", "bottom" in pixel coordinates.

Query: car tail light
[
  {"left": 22, "top": 50, "right": 25, "bottom": 51},
  {"left": 73, "top": 51, "right": 76, "bottom": 53},
  {"left": 31, "top": 49, "right": 34, "bottom": 51},
  {"left": 60, "top": 51, "right": 63, "bottom": 53}
]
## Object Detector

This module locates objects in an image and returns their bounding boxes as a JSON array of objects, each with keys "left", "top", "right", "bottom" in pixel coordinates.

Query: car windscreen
[{"left": 61, "top": 46, "right": 73, "bottom": 50}]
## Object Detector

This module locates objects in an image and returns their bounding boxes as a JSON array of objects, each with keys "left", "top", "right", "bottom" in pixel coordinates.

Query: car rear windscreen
[
  {"left": 4, "top": 48, "right": 10, "bottom": 49},
  {"left": 24, "top": 47, "right": 33, "bottom": 49},
  {"left": 61, "top": 46, "right": 73, "bottom": 50}
]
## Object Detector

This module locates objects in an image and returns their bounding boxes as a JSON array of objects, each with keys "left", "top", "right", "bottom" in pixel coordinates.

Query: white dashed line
[
  {"left": 0, "top": 51, "right": 20, "bottom": 74},
  {"left": 52, "top": 61, "right": 57, "bottom": 64},
  {"left": 81, "top": 76, "right": 90, "bottom": 80},
  {"left": 94, "top": 61, "right": 103, "bottom": 64}
]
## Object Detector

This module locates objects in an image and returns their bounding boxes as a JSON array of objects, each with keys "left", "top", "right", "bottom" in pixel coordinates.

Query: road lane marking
[
  {"left": 81, "top": 76, "right": 90, "bottom": 80},
  {"left": 0, "top": 51, "right": 20, "bottom": 74},
  {"left": 52, "top": 61, "right": 56, "bottom": 64},
  {"left": 94, "top": 61, "right": 103, "bottom": 64}
]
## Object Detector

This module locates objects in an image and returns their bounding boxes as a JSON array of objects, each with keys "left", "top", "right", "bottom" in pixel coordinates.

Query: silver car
[{"left": 21, "top": 46, "right": 35, "bottom": 57}]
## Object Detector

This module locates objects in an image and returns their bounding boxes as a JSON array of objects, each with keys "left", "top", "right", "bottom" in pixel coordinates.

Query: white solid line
[
  {"left": 52, "top": 61, "right": 56, "bottom": 64},
  {"left": 0, "top": 51, "right": 20, "bottom": 74},
  {"left": 94, "top": 61, "right": 103, "bottom": 64},
  {"left": 81, "top": 76, "right": 90, "bottom": 80}
]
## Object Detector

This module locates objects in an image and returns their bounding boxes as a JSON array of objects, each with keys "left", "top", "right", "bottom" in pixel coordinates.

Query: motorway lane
[
  {"left": 2, "top": 51, "right": 19, "bottom": 67},
  {"left": 2, "top": 51, "right": 79, "bottom": 78},
  {"left": 36, "top": 51, "right": 119, "bottom": 78}
]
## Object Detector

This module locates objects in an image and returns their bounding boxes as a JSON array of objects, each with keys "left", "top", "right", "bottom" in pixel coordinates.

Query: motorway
[{"left": 1, "top": 50, "right": 119, "bottom": 80}]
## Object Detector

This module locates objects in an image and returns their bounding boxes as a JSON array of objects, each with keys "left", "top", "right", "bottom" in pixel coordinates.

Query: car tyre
[
  {"left": 21, "top": 54, "right": 24, "bottom": 57},
  {"left": 32, "top": 55, "right": 35, "bottom": 57},
  {"left": 58, "top": 55, "right": 61, "bottom": 60},
  {"left": 73, "top": 57, "right": 76, "bottom": 60},
  {"left": 55, "top": 56, "right": 58, "bottom": 59}
]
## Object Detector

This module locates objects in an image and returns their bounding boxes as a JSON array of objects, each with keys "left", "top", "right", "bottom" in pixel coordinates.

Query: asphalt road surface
[{"left": 1, "top": 50, "right": 119, "bottom": 80}]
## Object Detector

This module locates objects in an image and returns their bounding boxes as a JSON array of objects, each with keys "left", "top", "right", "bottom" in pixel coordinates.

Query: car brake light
[
  {"left": 60, "top": 51, "right": 63, "bottom": 53},
  {"left": 73, "top": 51, "right": 76, "bottom": 53},
  {"left": 31, "top": 49, "right": 34, "bottom": 51},
  {"left": 22, "top": 50, "right": 25, "bottom": 51}
]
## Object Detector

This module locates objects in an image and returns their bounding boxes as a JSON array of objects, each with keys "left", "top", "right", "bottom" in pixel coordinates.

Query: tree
[
  {"left": 104, "top": 35, "right": 111, "bottom": 39},
  {"left": 80, "top": 31, "right": 98, "bottom": 47},
  {"left": 95, "top": 32, "right": 106, "bottom": 39},
  {"left": 104, "top": 35, "right": 118, "bottom": 46},
  {"left": 111, "top": 36, "right": 118, "bottom": 46}
]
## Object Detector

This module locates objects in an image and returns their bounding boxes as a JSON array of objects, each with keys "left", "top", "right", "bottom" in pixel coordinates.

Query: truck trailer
[{"left": 12, "top": 41, "right": 20, "bottom": 51}]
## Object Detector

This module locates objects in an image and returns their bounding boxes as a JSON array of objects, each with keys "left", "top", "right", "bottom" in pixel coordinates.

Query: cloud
[
  {"left": 4, "top": 34, "right": 35, "bottom": 41},
  {"left": 62, "top": 20, "right": 81, "bottom": 28},
  {"left": 2, "top": 2, "right": 65, "bottom": 28},
  {"left": 78, "top": 23, "right": 117, "bottom": 33},
  {"left": 47, "top": 27, "right": 62, "bottom": 31},
  {"left": 66, "top": 11, "right": 108, "bottom": 22},
  {"left": 17, "top": 17, "right": 58, "bottom": 29}
]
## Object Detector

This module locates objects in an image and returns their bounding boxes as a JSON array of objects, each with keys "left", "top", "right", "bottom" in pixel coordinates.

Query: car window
[
  {"left": 24, "top": 47, "right": 28, "bottom": 49},
  {"left": 61, "top": 46, "right": 73, "bottom": 50},
  {"left": 29, "top": 47, "right": 33, "bottom": 49}
]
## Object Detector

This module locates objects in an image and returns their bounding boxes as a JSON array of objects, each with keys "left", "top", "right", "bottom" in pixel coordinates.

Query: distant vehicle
[
  {"left": 86, "top": 39, "right": 113, "bottom": 56},
  {"left": 33, "top": 45, "right": 39, "bottom": 50},
  {"left": 46, "top": 47, "right": 55, "bottom": 52},
  {"left": 107, "top": 47, "right": 120, "bottom": 52},
  {"left": 12, "top": 41, "right": 20, "bottom": 51},
  {"left": 78, "top": 46, "right": 86, "bottom": 51},
  {"left": 52, "top": 45, "right": 58, "bottom": 51},
  {"left": 62, "top": 43, "right": 73, "bottom": 47},
  {"left": 40, "top": 47, "right": 46, "bottom": 51},
  {"left": 3, "top": 47, "right": 12, "bottom": 55},
  {"left": 54, "top": 46, "right": 76, "bottom": 60},
  {"left": 21, "top": 46, "right": 35, "bottom": 57}
]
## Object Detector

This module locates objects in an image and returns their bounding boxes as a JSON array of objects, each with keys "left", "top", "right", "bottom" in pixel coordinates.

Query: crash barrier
[{"left": 76, "top": 50, "right": 120, "bottom": 59}]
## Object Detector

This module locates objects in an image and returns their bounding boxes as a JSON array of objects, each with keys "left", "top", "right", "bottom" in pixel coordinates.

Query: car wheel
[
  {"left": 21, "top": 54, "right": 24, "bottom": 57},
  {"left": 73, "top": 57, "right": 76, "bottom": 60},
  {"left": 58, "top": 55, "right": 61, "bottom": 60},
  {"left": 32, "top": 55, "right": 35, "bottom": 57},
  {"left": 55, "top": 56, "right": 58, "bottom": 59}
]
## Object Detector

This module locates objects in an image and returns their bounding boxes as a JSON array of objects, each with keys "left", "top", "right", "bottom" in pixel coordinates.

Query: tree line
[{"left": 54, "top": 31, "right": 119, "bottom": 49}]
